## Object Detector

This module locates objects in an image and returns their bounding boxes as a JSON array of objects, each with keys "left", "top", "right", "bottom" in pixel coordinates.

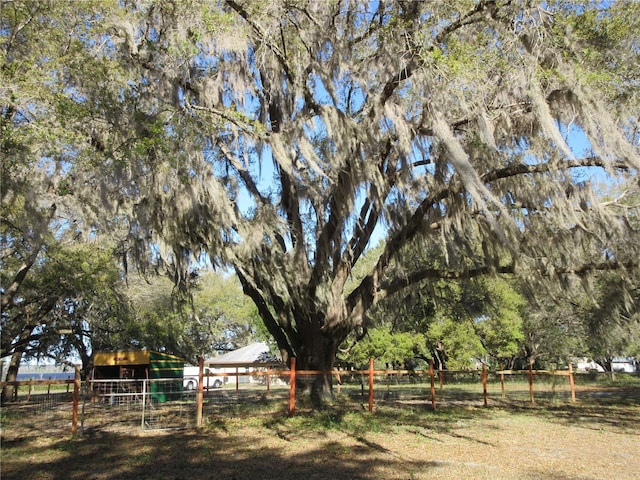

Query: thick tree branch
[
  {"left": 376, "top": 0, "right": 498, "bottom": 110},
  {"left": 310, "top": 164, "right": 355, "bottom": 292},
  {"left": 377, "top": 260, "right": 639, "bottom": 302},
  {"left": 482, "top": 157, "right": 630, "bottom": 183},
  {"left": 339, "top": 139, "right": 397, "bottom": 280},
  {"left": 236, "top": 268, "right": 295, "bottom": 364},
  {"left": 345, "top": 184, "right": 452, "bottom": 318},
  {"left": 225, "top": 0, "right": 296, "bottom": 85},
  {"left": 1, "top": 204, "right": 56, "bottom": 311},
  {"left": 346, "top": 152, "right": 628, "bottom": 320}
]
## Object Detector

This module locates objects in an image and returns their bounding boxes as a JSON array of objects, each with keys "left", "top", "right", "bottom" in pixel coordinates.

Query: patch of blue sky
[
  {"left": 317, "top": 40, "right": 334, "bottom": 63},
  {"left": 562, "top": 123, "right": 616, "bottom": 186},
  {"left": 307, "top": 72, "right": 333, "bottom": 107},
  {"left": 225, "top": 142, "right": 277, "bottom": 217},
  {"left": 293, "top": 94, "right": 306, "bottom": 115},
  {"left": 334, "top": 76, "right": 367, "bottom": 115},
  {"left": 347, "top": 0, "right": 379, "bottom": 27}
]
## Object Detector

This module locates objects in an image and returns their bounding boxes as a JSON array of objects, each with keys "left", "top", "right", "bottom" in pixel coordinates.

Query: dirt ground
[{"left": 2, "top": 390, "right": 639, "bottom": 480}]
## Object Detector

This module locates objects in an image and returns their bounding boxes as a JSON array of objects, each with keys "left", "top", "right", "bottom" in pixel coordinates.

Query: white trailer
[{"left": 183, "top": 366, "right": 224, "bottom": 390}]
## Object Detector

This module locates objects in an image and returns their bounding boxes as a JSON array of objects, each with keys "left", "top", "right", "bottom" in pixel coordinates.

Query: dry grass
[{"left": 2, "top": 386, "right": 639, "bottom": 480}]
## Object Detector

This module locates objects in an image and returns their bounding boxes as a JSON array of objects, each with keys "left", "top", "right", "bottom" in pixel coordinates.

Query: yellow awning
[{"left": 93, "top": 350, "right": 151, "bottom": 367}]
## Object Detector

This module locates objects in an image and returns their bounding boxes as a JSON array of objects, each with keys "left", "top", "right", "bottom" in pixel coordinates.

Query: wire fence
[
  {"left": 82, "top": 379, "right": 197, "bottom": 432},
  {"left": 0, "top": 377, "right": 80, "bottom": 436},
  {"left": 2, "top": 365, "right": 638, "bottom": 436}
]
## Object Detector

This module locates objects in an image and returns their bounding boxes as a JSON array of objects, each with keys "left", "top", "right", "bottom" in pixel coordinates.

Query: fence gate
[{"left": 81, "top": 378, "right": 196, "bottom": 432}]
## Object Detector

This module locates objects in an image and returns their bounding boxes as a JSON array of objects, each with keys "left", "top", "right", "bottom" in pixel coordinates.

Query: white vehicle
[
  {"left": 183, "top": 366, "right": 224, "bottom": 390},
  {"left": 612, "top": 357, "right": 638, "bottom": 373}
]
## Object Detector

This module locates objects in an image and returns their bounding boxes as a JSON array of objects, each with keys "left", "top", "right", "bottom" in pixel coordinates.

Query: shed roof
[
  {"left": 208, "top": 342, "right": 274, "bottom": 366},
  {"left": 93, "top": 350, "right": 183, "bottom": 367}
]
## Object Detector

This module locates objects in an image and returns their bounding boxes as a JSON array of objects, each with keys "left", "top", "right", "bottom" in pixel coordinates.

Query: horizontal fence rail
[
  {"left": 2, "top": 361, "right": 638, "bottom": 435},
  {"left": 1, "top": 368, "right": 82, "bottom": 434}
]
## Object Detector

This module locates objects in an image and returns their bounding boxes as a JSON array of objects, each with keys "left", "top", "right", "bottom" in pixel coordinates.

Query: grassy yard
[{"left": 2, "top": 384, "right": 639, "bottom": 480}]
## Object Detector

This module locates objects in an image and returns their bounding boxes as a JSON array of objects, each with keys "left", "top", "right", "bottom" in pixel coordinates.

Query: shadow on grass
[
  {"left": 261, "top": 397, "right": 501, "bottom": 450},
  {"left": 539, "top": 403, "right": 639, "bottom": 434},
  {"left": 3, "top": 397, "right": 639, "bottom": 480},
  {"left": 2, "top": 425, "right": 443, "bottom": 480},
  {"left": 496, "top": 385, "right": 640, "bottom": 434},
  {"left": 2, "top": 385, "right": 638, "bottom": 480}
]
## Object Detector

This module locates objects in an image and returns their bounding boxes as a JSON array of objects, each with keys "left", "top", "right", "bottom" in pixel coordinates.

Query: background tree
[
  {"left": 571, "top": 272, "right": 639, "bottom": 372},
  {"left": 474, "top": 277, "right": 526, "bottom": 369},
  {"left": 1, "top": 241, "right": 130, "bottom": 402},
  {"left": 24, "top": 244, "right": 132, "bottom": 372},
  {"left": 3, "top": 1, "right": 640, "bottom": 403},
  {"left": 425, "top": 313, "right": 486, "bottom": 370},
  {"left": 1, "top": 0, "right": 117, "bottom": 399},
  {"left": 193, "top": 272, "right": 267, "bottom": 353},
  {"left": 122, "top": 271, "right": 266, "bottom": 364},
  {"left": 346, "top": 328, "right": 426, "bottom": 370}
]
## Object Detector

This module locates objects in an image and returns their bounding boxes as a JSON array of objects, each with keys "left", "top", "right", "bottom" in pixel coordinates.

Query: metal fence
[
  {"left": 82, "top": 379, "right": 197, "bottom": 432},
  {"left": 0, "top": 378, "right": 79, "bottom": 436}
]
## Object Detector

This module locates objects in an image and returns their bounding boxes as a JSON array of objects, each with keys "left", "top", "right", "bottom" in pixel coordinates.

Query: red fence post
[
  {"left": 482, "top": 363, "right": 488, "bottom": 407},
  {"left": 289, "top": 357, "right": 296, "bottom": 416},
  {"left": 568, "top": 363, "right": 576, "bottom": 403},
  {"left": 429, "top": 360, "right": 436, "bottom": 410},
  {"left": 266, "top": 366, "right": 271, "bottom": 395},
  {"left": 196, "top": 357, "right": 204, "bottom": 428},
  {"left": 368, "top": 358, "right": 374, "bottom": 413},
  {"left": 528, "top": 362, "right": 535, "bottom": 404},
  {"left": 71, "top": 367, "right": 80, "bottom": 435}
]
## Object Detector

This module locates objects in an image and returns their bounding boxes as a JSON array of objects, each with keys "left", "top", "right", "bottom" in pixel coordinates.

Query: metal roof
[{"left": 207, "top": 342, "right": 272, "bottom": 365}]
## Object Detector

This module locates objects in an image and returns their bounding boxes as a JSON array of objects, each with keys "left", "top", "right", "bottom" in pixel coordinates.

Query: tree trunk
[
  {"left": 296, "top": 317, "right": 341, "bottom": 407},
  {"left": 73, "top": 328, "right": 92, "bottom": 379},
  {"left": 431, "top": 345, "right": 447, "bottom": 371},
  {"left": 1, "top": 323, "right": 36, "bottom": 404},
  {"left": 0, "top": 204, "right": 54, "bottom": 310},
  {"left": 594, "top": 356, "right": 614, "bottom": 380},
  {"left": 1, "top": 350, "right": 23, "bottom": 405}
]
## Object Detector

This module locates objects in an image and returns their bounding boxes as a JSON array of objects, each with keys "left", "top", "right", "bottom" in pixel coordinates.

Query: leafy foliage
[
  {"left": 2, "top": 1, "right": 640, "bottom": 401},
  {"left": 1, "top": 241, "right": 131, "bottom": 375},
  {"left": 474, "top": 277, "right": 526, "bottom": 367},
  {"left": 192, "top": 272, "right": 267, "bottom": 353},
  {"left": 346, "top": 328, "right": 425, "bottom": 369}
]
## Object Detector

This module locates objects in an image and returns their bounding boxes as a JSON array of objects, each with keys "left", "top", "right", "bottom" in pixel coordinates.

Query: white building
[{"left": 207, "top": 342, "right": 282, "bottom": 385}]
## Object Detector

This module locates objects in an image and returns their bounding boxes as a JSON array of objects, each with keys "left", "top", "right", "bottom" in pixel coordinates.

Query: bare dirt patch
[{"left": 2, "top": 390, "right": 639, "bottom": 480}]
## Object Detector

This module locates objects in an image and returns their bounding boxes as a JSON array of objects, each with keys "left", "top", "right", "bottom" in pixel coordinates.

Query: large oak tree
[{"left": 3, "top": 1, "right": 639, "bottom": 400}]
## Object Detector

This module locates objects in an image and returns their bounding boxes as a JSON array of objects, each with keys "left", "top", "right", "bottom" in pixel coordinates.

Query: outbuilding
[
  {"left": 92, "top": 350, "right": 184, "bottom": 402},
  {"left": 206, "top": 342, "right": 283, "bottom": 385}
]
